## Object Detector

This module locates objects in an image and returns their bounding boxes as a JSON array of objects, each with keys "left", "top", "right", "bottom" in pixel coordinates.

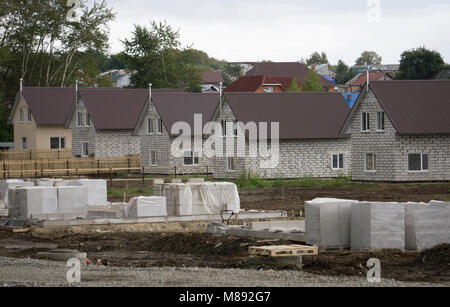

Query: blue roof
[
  {"left": 322, "top": 75, "right": 336, "bottom": 84},
  {"left": 342, "top": 93, "right": 360, "bottom": 109}
]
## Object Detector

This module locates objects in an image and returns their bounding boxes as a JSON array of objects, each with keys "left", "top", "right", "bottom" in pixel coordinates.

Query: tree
[
  {"left": 306, "top": 52, "right": 329, "bottom": 66},
  {"left": 0, "top": 93, "right": 13, "bottom": 142},
  {"left": 396, "top": 47, "right": 445, "bottom": 80},
  {"left": 302, "top": 72, "right": 326, "bottom": 92},
  {"left": 355, "top": 51, "right": 382, "bottom": 66},
  {"left": 335, "top": 60, "right": 356, "bottom": 84},
  {"left": 287, "top": 78, "right": 302, "bottom": 92}
]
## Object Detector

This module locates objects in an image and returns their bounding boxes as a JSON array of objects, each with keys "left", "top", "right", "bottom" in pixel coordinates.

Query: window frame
[
  {"left": 150, "top": 151, "right": 158, "bottom": 166},
  {"left": 408, "top": 153, "right": 429, "bottom": 172},
  {"left": 26, "top": 108, "right": 32, "bottom": 123},
  {"left": 365, "top": 153, "right": 377, "bottom": 172},
  {"left": 81, "top": 142, "right": 89, "bottom": 157},
  {"left": 85, "top": 113, "right": 91, "bottom": 127},
  {"left": 157, "top": 118, "right": 163, "bottom": 134},
  {"left": 264, "top": 87, "right": 274, "bottom": 93},
  {"left": 332, "top": 153, "right": 344, "bottom": 170},
  {"left": 50, "top": 137, "right": 66, "bottom": 150},
  {"left": 19, "top": 108, "right": 24, "bottom": 123},
  {"left": 227, "top": 157, "right": 236, "bottom": 171},
  {"left": 376, "top": 111, "right": 385, "bottom": 132},
  {"left": 183, "top": 151, "right": 200, "bottom": 166},
  {"left": 361, "top": 112, "right": 370, "bottom": 132},
  {"left": 21, "top": 137, "right": 27, "bottom": 150},
  {"left": 77, "top": 112, "right": 83, "bottom": 127},
  {"left": 221, "top": 120, "right": 227, "bottom": 137},
  {"left": 147, "top": 118, "right": 154, "bottom": 134}
]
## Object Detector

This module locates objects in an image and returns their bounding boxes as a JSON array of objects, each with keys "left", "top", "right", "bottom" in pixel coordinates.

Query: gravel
[{"left": 0, "top": 256, "right": 446, "bottom": 287}]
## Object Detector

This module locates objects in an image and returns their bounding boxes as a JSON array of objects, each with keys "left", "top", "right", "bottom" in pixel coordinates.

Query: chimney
[
  {"left": 20, "top": 78, "right": 23, "bottom": 93},
  {"left": 75, "top": 80, "right": 79, "bottom": 105}
]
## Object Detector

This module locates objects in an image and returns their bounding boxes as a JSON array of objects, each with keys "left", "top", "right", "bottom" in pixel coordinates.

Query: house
[
  {"left": 245, "top": 62, "right": 336, "bottom": 91},
  {"left": 346, "top": 71, "right": 393, "bottom": 93},
  {"left": 351, "top": 64, "right": 400, "bottom": 74},
  {"left": 213, "top": 92, "right": 351, "bottom": 179},
  {"left": 9, "top": 87, "right": 74, "bottom": 151},
  {"left": 224, "top": 76, "right": 302, "bottom": 93},
  {"left": 99, "top": 69, "right": 131, "bottom": 88},
  {"left": 308, "top": 63, "right": 336, "bottom": 79},
  {"left": 340, "top": 80, "right": 450, "bottom": 181},
  {"left": 201, "top": 70, "right": 224, "bottom": 92}
]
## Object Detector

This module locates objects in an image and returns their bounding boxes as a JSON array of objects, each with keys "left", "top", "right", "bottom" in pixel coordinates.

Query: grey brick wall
[
  {"left": 70, "top": 99, "right": 96, "bottom": 157},
  {"left": 350, "top": 89, "right": 450, "bottom": 181},
  {"left": 95, "top": 130, "right": 140, "bottom": 158}
]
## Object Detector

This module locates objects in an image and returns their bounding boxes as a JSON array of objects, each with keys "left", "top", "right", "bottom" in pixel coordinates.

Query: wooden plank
[
  {"left": 0, "top": 226, "right": 31, "bottom": 233},
  {"left": 249, "top": 245, "right": 318, "bottom": 257}
]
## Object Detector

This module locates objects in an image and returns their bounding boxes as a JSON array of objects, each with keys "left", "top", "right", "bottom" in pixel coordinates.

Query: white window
[
  {"left": 365, "top": 153, "right": 376, "bottom": 172},
  {"left": 21, "top": 137, "right": 27, "bottom": 150},
  {"left": 19, "top": 108, "right": 24, "bottom": 123},
  {"left": 85, "top": 113, "right": 91, "bottom": 127},
  {"left": 221, "top": 120, "right": 227, "bottom": 136},
  {"left": 376, "top": 112, "right": 385, "bottom": 131},
  {"left": 157, "top": 118, "right": 163, "bottom": 134},
  {"left": 184, "top": 151, "right": 199, "bottom": 166},
  {"left": 77, "top": 112, "right": 83, "bottom": 127},
  {"left": 27, "top": 108, "right": 32, "bottom": 122},
  {"left": 150, "top": 151, "right": 157, "bottom": 166},
  {"left": 50, "top": 137, "right": 65, "bottom": 149},
  {"left": 408, "top": 154, "right": 429, "bottom": 172},
  {"left": 264, "top": 87, "right": 274, "bottom": 93},
  {"left": 227, "top": 157, "right": 236, "bottom": 171},
  {"left": 332, "top": 154, "right": 344, "bottom": 170},
  {"left": 233, "top": 121, "right": 238, "bottom": 137},
  {"left": 147, "top": 118, "right": 154, "bottom": 134},
  {"left": 82, "top": 143, "right": 89, "bottom": 157},
  {"left": 361, "top": 112, "right": 370, "bottom": 132}
]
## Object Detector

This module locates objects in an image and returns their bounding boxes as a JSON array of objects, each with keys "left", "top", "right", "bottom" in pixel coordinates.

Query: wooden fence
[
  {"left": 0, "top": 149, "right": 73, "bottom": 161},
  {"left": 0, "top": 155, "right": 142, "bottom": 179}
]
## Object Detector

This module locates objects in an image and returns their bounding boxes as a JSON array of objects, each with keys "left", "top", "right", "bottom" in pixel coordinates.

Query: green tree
[
  {"left": 355, "top": 51, "right": 382, "bottom": 66},
  {"left": 0, "top": 92, "right": 13, "bottom": 142},
  {"left": 302, "top": 71, "right": 326, "bottom": 92},
  {"left": 396, "top": 47, "right": 445, "bottom": 80},
  {"left": 306, "top": 52, "right": 329, "bottom": 66},
  {"left": 287, "top": 78, "right": 302, "bottom": 92},
  {"left": 335, "top": 60, "right": 356, "bottom": 84}
]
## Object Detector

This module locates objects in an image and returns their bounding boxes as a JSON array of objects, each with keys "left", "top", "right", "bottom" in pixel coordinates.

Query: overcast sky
[{"left": 101, "top": 0, "right": 450, "bottom": 65}]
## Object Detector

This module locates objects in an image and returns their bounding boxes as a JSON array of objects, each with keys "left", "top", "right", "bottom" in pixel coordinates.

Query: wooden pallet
[
  {"left": 0, "top": 226, "right": 31, "bottom": 233},
  {"left": 319, "top": 246, "right": 350, "bottom": 252},
  {"left": 249, "top": 245, "right": 318, "bottom": 258}
]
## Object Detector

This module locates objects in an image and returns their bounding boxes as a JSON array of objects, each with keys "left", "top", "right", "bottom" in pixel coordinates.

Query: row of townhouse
[{"left": 9, "top": 80, "right": 450, "bottom": 181}]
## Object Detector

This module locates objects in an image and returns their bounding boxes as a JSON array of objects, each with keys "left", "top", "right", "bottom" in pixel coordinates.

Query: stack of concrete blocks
[
  {"left": 191, "top": 182, "right": 240, "bottom": 215},
  {"left": 351, "top": 202, "right": 405, "bottom": 250},
  {"left": 164, "top": 183, "right": 193, "bottom": 216},
  {"left": 305, "top": 198, "right": 355, "bottom": 249},
  {"left": 151, "top": 179, "right": 165, "bottom": 197},
  {"left": 63, "top": 179, "right": 107, "bottom": 206},
  {"left": 8, "top": 187, "right": 58, "bottom": 219},
  {"left": 128, "top": 196, "right": 167, "bottom": 218},
  {"left": 56, "top": 186, "right": 88, "bottom": 216},
  {"left": 405, "top": 201, "right": 450, "bottom": 251},
  {"left": 35, "top": 178, "right": 58, "bottom": 186},
  {"left": 0, "top": 180, "right": 35, "bottom": 209},
  {"left": 189, "top": 183, "right": 210, "bottom": 215}
]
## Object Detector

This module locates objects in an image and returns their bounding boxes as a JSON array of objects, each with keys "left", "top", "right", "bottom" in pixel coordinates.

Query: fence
[
  {"left": 0, "top": 149, "right": 73, "bottom": 161},
  {"left": 0, "top": 155, "right": 142, "bottom": 179},
  {"left": 142, "top": 165, "right": 213, "bottom": 177}
]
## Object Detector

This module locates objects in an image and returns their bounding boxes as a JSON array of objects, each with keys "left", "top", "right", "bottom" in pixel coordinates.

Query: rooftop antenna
[
  {"left": 149, "top": 83, "right": 152, "bottom": 102},
  {"left": 365, "top": 62, "right": 370, "bottom": 88},
  {"left": 219, "top": 82, "right": 223, "bottom": 98},
  {"left": 75, "top": 80, "right": 79, "bottom": 104}
]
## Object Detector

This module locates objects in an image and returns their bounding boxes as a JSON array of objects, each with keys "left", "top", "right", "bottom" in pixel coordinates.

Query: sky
[{"left": 96, "top": 0, "right": 450, "bottom": 65}]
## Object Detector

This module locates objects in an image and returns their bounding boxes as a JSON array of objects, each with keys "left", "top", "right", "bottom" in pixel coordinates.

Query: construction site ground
[{"left": 0, "top": 181, "right": 449, "bottom": 286}]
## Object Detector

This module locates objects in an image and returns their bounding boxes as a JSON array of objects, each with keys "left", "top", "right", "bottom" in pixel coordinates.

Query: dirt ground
[{"left": 0, "top": 230, "right": 448, "bottom": 285}]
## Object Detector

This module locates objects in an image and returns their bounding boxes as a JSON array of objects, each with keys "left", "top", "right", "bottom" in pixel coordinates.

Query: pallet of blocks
[{"left": 249, "top": 245, "right": 318, "bottom": 258}]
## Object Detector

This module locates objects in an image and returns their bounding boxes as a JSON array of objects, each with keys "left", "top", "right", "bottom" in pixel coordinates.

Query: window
[
  {"left": 147, "top": 118, "right": 154, "bottom": 134},
  {"left": 21, "top": 137, "right": 27, "bottom": 150},
  {"left": 221, "top": 120, "right": 227, "bottom": 136},
  {"left": 361, "top": 112, "right": 370, "bottom": 132},
  {"left": 19, "top": 108, "right": 24, "bottom": 123},
  {"left": 408, "top": 154, "right": 429, "bottom": 171},
  {"left": 150, "top": 151, "right": 157, "bottom": 166},
  {"left": 85, "top": 113, "right": 91, "bottom": 127},
  {"left": 365, "top": 153, "right": 376, "bottom": 172},
  {"left": 27, "top": 109, "right": 32, "bottom": 122},
  {"left": 157, "top": 118, "right": 163, "bottom": 134},
  {"left": 184, "top": 151, "right": 199, "bottom": 166},
  {"left": 376, "top": 112, "right": 385, "bottom": 131},
  {"left": 77, "top": 112, "right": 83, "bottom": 127},
  {"left": 332, "top": 154, "right": 344, "bottom": 169},
  {"left": 50, "top": 137, "right": 65, "bottom": 149},
  {"left": 227, "top": 157, "right": 236, "bottom": 171},
  {"left": 82, "top": 143, "right": 89, "bottom": 157},
  {"left": 264, "top": 87, "right": 274, "bottom": 93},
  {"left": 233, "top": 121, "right": 238, "bottom": 137}
]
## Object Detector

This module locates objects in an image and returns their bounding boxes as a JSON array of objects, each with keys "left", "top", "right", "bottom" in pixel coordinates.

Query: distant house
[
  {"left": 245, "top": 62, "right": 335, "bottom": 91},
  {"left": 9, "top": 87, "right": 74, "bottom": 151},
  {"left": 341, "top": 80, "right": 450, "bottom": 181},
  {"left": 308, "top": 63, "right": 336, "bottom": 79},
  {"left": 99, "top": 69, "right": 131, "bottom": 88},
  {"left": 351, "top": 64, "right": 400, "bottom": 73},
  {"left": 201, "top": 70, "right": 224, "bottom": 92},
  {"left": 224, "top": 76, "right": 302, "bottom": 93},
  {"left": 346, "top": 72, "right": 393, "bottom": 93}
]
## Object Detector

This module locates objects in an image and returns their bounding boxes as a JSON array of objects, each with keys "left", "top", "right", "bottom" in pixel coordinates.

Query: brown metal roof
[
  {"left": 202, "top": 70, "right": 224, "bottom": 84},
  {"left": 152, "top": 93, "right": 220, "bottom": 136},
  {"left": 224, "top": 92, "right": 350, "bottom": 139},
  {"left": 246, "top": 62, "right": 335, "bottom": 88},
  {"left": 370, "top": 80, "right": 450, "bottom": 134},
  {"left": 224, "top": 76, "right": 302, "bottom": 93},
  {"left": 21, "top": 87, "right": 75, "bottom": 125},
  {"left": 79, "top": 88, "right": 148, "bottom": 130}
]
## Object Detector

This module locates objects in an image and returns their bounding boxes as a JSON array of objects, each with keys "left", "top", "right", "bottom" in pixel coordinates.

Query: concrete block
[
  {"left": 405, "top": 201, "right": 449, "bottom": 250},
  {"left": 57, "top": 186, "right": 88, "bottom": 216},
  {"left": 351, "top": 202, "right": 405, "bottom": 250},
  {"left": 305, "top": 198, "right": 355, "bottom": 248},
  {"left": 170, "top": 179, "right": 183, "bottom": 184},
  {"left": 187, "top": 178, "right": 205, "bottom": 183},
  {"left": 0, "top": 180, "right": 35, "bottom": 208},
  {"left": 152, "top": 179, "right": 165, "bottom": 185},
  {"left": 128, "top": 196, "right": 167, "bottom": 218},
  {"left": 8, "top": 187, "right": 58, "bottom": 219},
  {"left": 63, "top": 179, "right": 107, "bottom": 206},
  {"left": 164, "top": 184, "right": 192, "bottom": 216}
]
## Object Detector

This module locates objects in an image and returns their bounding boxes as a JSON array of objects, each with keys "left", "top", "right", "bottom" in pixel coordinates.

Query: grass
[
  {"left": 107, "top": 187, "right": 154, "bottom": 197},
  {"left": 231, "top": 172, "right": 352, "bottom": 190}
]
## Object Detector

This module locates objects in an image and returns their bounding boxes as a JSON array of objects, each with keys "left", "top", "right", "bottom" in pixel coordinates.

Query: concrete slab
[
  {"left": 249, "top": 220, "right": 305, "bottom": 232},
  {"left": 228, "top": 227, "right": 306, "bottom": 242},
  {"left": 57, "top": 186, "right": 88, "bottom": 216}
]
